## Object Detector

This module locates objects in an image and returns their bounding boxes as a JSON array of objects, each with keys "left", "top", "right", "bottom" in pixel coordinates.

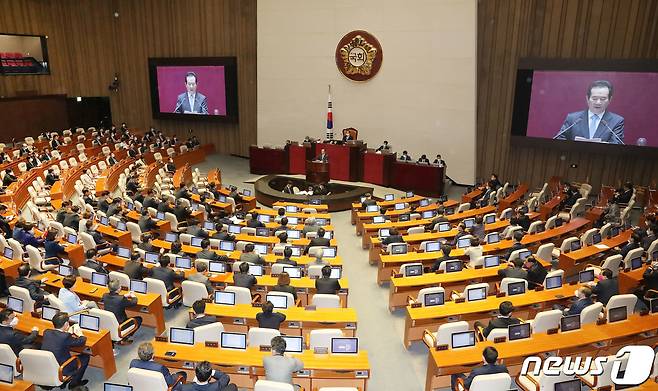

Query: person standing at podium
[{"left": 315, "top": 149, "right": 329, "bottom": 163}]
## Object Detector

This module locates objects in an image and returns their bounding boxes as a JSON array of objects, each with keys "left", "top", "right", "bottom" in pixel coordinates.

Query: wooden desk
[
  {"left": 151, "top": 341, "right": 369, "bottom": 390},
  {"left": 39, "top": 272, "right": 166, "bottom": 334},
  {"left": 173, "top": 164, "right": 192, "bottom": 188},
  {"left": 274, "top": 201, "right": 329, "bottom": 212},
  {"left": 15, "top": 312, "right": 117, "bottom": 379},
  {"left": 96, "top": 224, "right": 132, "bottom": 248},
  {"left": 540, "top": 194, "right": 564, "bottom": 220},
  {"left": 0, "top": 255, "right": 24, "bottom": 284},
  {"left": 0, "top": 379, "right": 35, "bottom": 390},
  {"left": 403, "top": 283, "right": 580, "bottom": 347},
  {"left": 203, "top": 303, "right": 358, "bottom": 337},
  {"left": 497, "top": 183, "right": 528, "bottom": 213},
  {"left": 218, "top": 188, "right": 257, "bottom": 211},
  {"left": 618, "top": 264, "right": 648, "bottom": 293},
  {"left": 424, "top": 313, "right": 658, "bottom": 391},
  {"left": 251, "top": 208, "right": 332, "bottom": 224},
  {"left": 558, "top": 230, "right": 632, "bottom": 275},
  {"left": 461, "top": 188, "right": 483, "bottom": 204},
  {"left": 190, "top": 193, "right": 232, "bottom": 213},
  {"left": 126, "top": 210, "right": 172, "bottom": 237}
]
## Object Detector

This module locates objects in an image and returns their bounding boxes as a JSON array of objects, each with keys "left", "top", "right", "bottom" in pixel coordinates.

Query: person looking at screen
[
  {"left": 555, "top": 80, "right": 624, "bottom": 144},
  {"left": 264, "top": 336, "right": 304, "bottom": 389},
  {"left": 174, "top": 71, "right": 209, "bottom": 114}
]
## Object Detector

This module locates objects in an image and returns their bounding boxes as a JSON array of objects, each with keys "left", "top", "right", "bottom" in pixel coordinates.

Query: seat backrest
[
  {"left": 581, "top": 228, "right": 598, "bottom": 246},
  {"left": 437, "top": 321, "right": 469, "bottom": 347},
  {"left": 500, "top": 278, "right": 527, "bottom": 295},
  {"left": 469, "top": 373, "right": 512, "bottom": 391},
  {"left": 407, "top": 226, "right": 425, "bottom": 235},
  {"left": 248, "top": 327, "right": 281, "bottom": 347},
  {"left": 144, "top": 278, "right": 169, "bottom": 306},
  {"left": 560, "top": 237, "right": 580, "bottom": 252},
  {"left": 48, "top": 221, "right": 65, "bottom": 238},
  {"left": 623, "top": 247, "right": 645, "bottom": 268},
  {"left": 530, "top": 309, "right": 563, "bottom": 334},
  {"left": 311, "top": 294, "right": 340, "bottom": 308},
  {"left": 486, "top": 328, "right": 508, "bottom": 341},
  {"left": 601, "top": 254, "right": 623, "bottom": 276},
  {"left": 7, "top": 239, "right": 23, "bottom": 260},
  {"left": 127, "top": 367, "right": 169, "bottom": 390},
  {"left": 0, "top": 344, "right": 17, "bottom": 374},
  {"left": 417, "top": 287, "right": 445, "bottom": 306},
  {"left": 307, "top": 264, "right": 324, "bottom": 278},
  {"left": 605, "top": 294, "right": 637, "bottom": 319},
  {"left": 79, "top": 231, "right": 97, "bottom": 252},
  {"left": 46, "top": 294, "right": 66, "bottom": 312},
  {"left": 194, "top": 322, "right": 224, "bottom": 344},
  {"left": 399, "top": 262, "right": 423, "bottom": 277},
  {"left": 224, "top": 286, "right": 252, "bottom": 304},
  {"left": 309, "top": 329, "right": 343, "bottom": 350},
  {"left": 8, "top": 288, "right": 35, "bottom": 313},
  {"left": 543, "top": 269, "right": 564, "bottom": 286},
  {"left": 89, "top": 308, "right": 121, "bottom": 341},
  {"left": 109, "top": 271, "right": 130, "bottom": 288},
  {"left": 536, "top": 243, "right": 554, "bottom": 263},
  {"left": 254, "top": 380, "right": 295, "bottom": 391},
  {"left": 20, "top": 349, "right": 64, "bottom": 386},
  {"left": 457, "top": 203, "right": 470, "bottom": 213},
  {"left": 499, "top": 207, "right": 512, "bottom": 220},
  {"left": 580, "top": 302, "right": 604, "bottom": 325},
  {"left": 600, "top": 223, "right": 613, "bottom": 238},
  {"left": 464, "top": 282, "right": 490, "bottom": 302},
  {"left": 126, "top": 222, "right": 142, "bottom": 242},
  {"left": 182, "top": 280, "right": 209, "bottom": 307},
  {"left": 78, "top": 265, "right": 95, "bottom": 281}
]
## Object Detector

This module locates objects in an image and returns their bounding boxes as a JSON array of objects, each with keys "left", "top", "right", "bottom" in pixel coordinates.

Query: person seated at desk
[
  {"left": 42, "top": 312, "right": 91, "bottom": 389},
  {"left": 304, "top": 227, "right": 331, "bottom": 254},
  {"left": 464, "top": 237, "right": 483, "bottom": 267},
  {"left": 233, "top": 262, "right": 257, "bottom": 289},
  {"left": 282, "top": 181, "right": 295, "bottom": 194},
  {"left": 152, "top": 256, "right": 185, "bottom": 292},
  {"left": 504, "top": 231, "right": 525, "bottom": 260},
  {"left": 45, "top": 168, "right": 59, "bottom": 187},
  {"left": 85, "top": 220, "right": 109, "bottom": 248},
  {"left": 451, "top": 223, "right": 468, "bottom": 247},
  {"left": 187, "top": 300, "right": 218, "bottom": 329},
  {"left": 124, "top": 252, "right": 150, "bottom": 280},
  {"left": 0, "top": 204, "right": 12, "bottom": 238},
  {"left": 276, "top": 247, "right": 297, "bottom": 266},
  {"left": 138, "top": 233, "right": 157, "bottom": 252},
  {"left": 361, "top": 193, "right": 377, "bottom": 208},
  {"left": 275, "top": 207, "right": 286, "bottom": 223},
  {"left": 341, "top": 129, "right": 354, "bottom": 142},
  {"left": 588, "top": 268, "right": 618, "bottom": 306},
  {"left": 211, "top": 222, "right": 235, "bottom": 241},
  {"left": 399, "top": 150, "right": 412, "bottom": 161},
  {"left": 130, "top": 342, "right": 186, "bottom": 391},
  {"left": 15, "top": 264, "right": 49, "bottom": 308},
  {"left": 417, "top": 154, "right": 430, "bottom": 164},
  {"left": 106, "top": 198, "right": 123, "bottom": 217},
  {"left": 315, "top": 265, "right": 341, "bottom": 294},
  {"left": 43, "top": 230, "right": 66, "bottom": 264},
  {"left": 174, "top": 184, "right": 191, "bottom": 200},
  {"left": 16, "top": 222, "right": 45, "bottom": 248},
  {"left": 257, "top": 301, "right": 287, "bottom": 331},
  {"left": 264, "top": 336, "right": 304, "bottom": 390},
  {"left": 188, "top": 262, "right": 214, "bottom": 294},
  {"left": 59, "top": 275, "right": 98, "bottom": 323},
  {"left": 618, "top": 233, "right": 640, "bottom": 259},
  {"left": 309, "top": 248, "right": 329, "bottom": 266},
  {"left": 375, "top": 140, "right": 391, "bottom": 153},
  {"left": 186, "top": 219, "right": 208, "bottom": 239},
  {"left": 559, "top": 286, "right": 594, "bottom": 316},
  {"left": 451, "top": 346, "right": 508, "bottom": 391},
  {"left": 239, "top": 243, "right": 264, "bottom": 265},
  {"left": 83, "top": 250, "right": 108, "bottom": 275},
  {"left": 81, "top": 189, "right": 97, "bottom": 207},
  {"left": 182, "top": 360, "right": 236, "bottom": 391},
  {"left": 524, "top": 255, "right": 548, "bottom": 288},
  {"left": 0, "top": 308, "right": 39, "bottom": 355},
  {"left": 2, "top": 168, "right": 17, "bottom": 186},
  {"left": 476, "top": 301, "right": 521, "bottom": 339},
  {"left": 97, "top": 191, "right": 112, "bottom": 213},
  {"left": 274, "top": 217, "right": 289, "bottom": 233},
  {"left": 157, "top": 198, "right": 174, "bottom": 215},
  {"left": 106, "top": 152, "right": 118, "bottom": 166},
  {"left": 613, "top": 182, "right": 634, "bottom": 204},
  {"left": 468, "top": 216, "right": 485, "bottom": 241},
  {"left": 433, "top": 154, "right": 446, "bottom": 167},
  {"left": 430, "top": 244, "right": 453, "bottom": 272},
  {"left": 142, "top": 189, "right": 159, "bottom": 209},
  {"left": 197, "top": 239, "right": 220, "bottom": 261},
  {"left": 315, "top": 149, "right": 329, "bottom": 163},
  {"left": 165, "top": 158, "right": 176, "bottom": 174},
  {"left": 138, "top": 209, "right": 158, "bottom": 232},
  {"left": 302, "top": 217, "right": 320, "bottom": 236},
  {"left": 641, "top": 224, "right": 656, "bottom": 250},
  {"left": 560, "top": 182, "right": 581, "bottom": 209},
  {"left": 246, "top": 213, "right": 265, "bottom": 229},
  {"left": 382, "top": 228, "right": 404, "bottom": 246},
  {"left": 498, "top": 258, "right": 528, "bottom": 280},
  {"left": 272, "top": 272, "right": 297, "bottom": 300},
  {"left": 103, "top": 279, "right": 142, "bottom": 332},
  {"left": 63, "top": 206, "right": 81, "bottom": 230}
]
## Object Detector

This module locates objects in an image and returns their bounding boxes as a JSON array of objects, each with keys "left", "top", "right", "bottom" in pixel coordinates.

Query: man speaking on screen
[
  {"left": 174, "top": 72, "right": 209, "bottom": 114},
  {"left": 554, "top": 80, "right": 624, "bottom": 144}
]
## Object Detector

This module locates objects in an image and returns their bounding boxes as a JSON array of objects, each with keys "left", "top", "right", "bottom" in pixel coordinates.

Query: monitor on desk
[
  {"left": 41, "top": 305, "right": 59, "bottom": 321},
  {"left": 372, "top": 215, "right": 385, "bottom": 224},
  {"left": 286, "top": 230, "right": 301, "bottom": 240},
  {"left": 156, "top": 211, "right": 165, "bottom": 220},
  {"left": 378, "top": 228, "right": 390, "bottom": 238},
  {"left": 398, "top": 213, "right": 411, "bottom": 222},
  {"left": 256, "top": 228, "right": 269, "bottom": 237},
  {"left": 507, "top": 281, "right": 526, "bottom": 295},
  {"left": 366, "top": 205, "right": 379, "bottom": 213},
  {"left": 630, "top": 257, "right": 644, "bottom": 270},
  {"left": 463, "top": 218, "right": 475, "bottom": 228},
  {"left": 545, "top": 275, "right": 563, "bottom": 289},
  {"left": 286, "top": 205, "right": 298, "bottom": 213},
  {"left": 650, "top": 298, "right": 658, "bottom": 314},
  {"left": 608, "top": 306, "right": 628, "bottom": 323},
  {"left": 579, "top": 269, "right": 595, "bottom": 283},
  {"left": 58, "top": 264, "right": 73, "bottom": 276},
  {"left": 508, "top": 323, "right": 531, "bottom": 341},
  {"left": 404, "top": 264, "right": 423, "bottom": 277},
  {"left": 219, "top": 241, "right": 235, "bottom": 251},
  {"left": 79, "top": 314, "right": 100, "bottom": 331},
  {"left": 287, "top": 217, "right": 299, "bottom": 225},
  {"left": 445, "top": 260, "right": 463, "bottom": 273},
  {"left": 221, "top": 332, "right": 247, "bottom": 350},
  {"left": 165, "top": 232, "right": 178, "bottom": 242},
  {"left": 310, "top": 199, "right": 322, "bottom": 205},
  {"left": 394, "top": 203, "right": 405, "bottom": 211},
  {"left": 249, "top": 264, "right": 263, "bottom": 276},
  {"left": 170, "top": 327, "right": 195, "bottom": 345},
  {"left": 288, "top": 246, "right": 301, "bottom": 257},
  {"left": 419, "top": 199, "right": 430, "bottom": 207},
  {"left": 214, "top": 291, "right": 235, "bottom": 305},
  {"left": 91, "top": 272, "right": 108, "bottom": 287},
  {"left": 610, "top": 226, "right": 620, "bottom": 237},
  {"left": 209, "top": 261, "right": 226, "bottom": 273},
  {"left": 535, "top": 224, "right": 545, "bottom": 233},
  {"left": 457, "top": 237, "right": 471, "bottom": 249},
  {"left": 117, "top": 246, "right": 131, "bottom": 259},
  {"left": 390, "top": 244, "right": 407, "bottom": 255},
  {"left": 555, "top": 217, "right": 564, "bottom": 227},
  {"left": 100, "top": 216, "right": 109, "bottom": 226},
  {"left": 330, "top": 267, "right": 342, "bottom": 279},
  {"left": 254, "top": 244, "right": 268, "bottom": 255},
  {"left": 203, "top": 221, "right": 215, "bottom": 230},
  {"left": 190, "top": 237, "right": 204, "bottom": 247},
  {"left": 405, "top": 191, "right": 414, "bottom": 198},
  {"left": 144, "top": 252, "right": 159, "bottom": 264},
  {"left": 322, "top": 230, "right": 332, "bottom": 240},
  {"left": 282, "top": 266, "right": 302, "bottom": 278},
  {"left": 218, "top": 195, "right": 227, "bottom": 203},
  {"left": 228, "top": 225, "right": 241, "bottom": 234},
  {"left": 484, "top": 255, "right": 500, "bottom": 268},
  {"left": 191, "top": 202, "right": 199, "bottom": 212},
  {"left": 66, "top": 233, "right": 77, "bottom": 244},
  {"left": 243, "top": 189, "right": 252, "bottom": 196},
  {"left": 2, "top": 247, "right": 12, "bottom": 260},
  {"left": 438, "top": 223, "right": 451, "bottom": 232},
  {"left": 569, "top": 240, "right": 581, "bottom": 252},
  {"left": 316, "top": 218, "right": 327, "bottom": 226},
  {"left": 175, "top": 257, "right": 192, "bottom": 270},
  {"left": 450, "top": 331, "right": 476, "bottom": 349},
  {"left": 424, "top": 292, "right": 444, "bottom": 307},
  {"left": 130, "top": 279, "right": 147, "bottom": 294},
  {"left": 466, "top": 287, "right": 487, "bottom": 301},
  {"left": 554, "top": 379, "right": 583, "bottom": 391},
  {"left": 104, "top": 383, "right": 133, "bottom": 391},
  {"left": 425, "top": 241, "right": 441, "bottom": 252},
  {"left": 385, "top": 194, "right": 394, "bottom": 201},
  {"left": 486, "top": 232, "right": 500, "bottom": 244},
  {"left": 257, "top": 215, "right": 271, "bottom": 223},
  {"left": 331, "top": 337, "right": 358, "bottom": 354},
  {"left": 281, "top": 336, "right": 303, "bottom": 353},
  {"left": 592, "top": 232, "right": 602, "bottom": 244},
  {"left": 0, "top": 364, "right": 13, "bottom": 384},
  {"left": 422, "top": 211, "right": 435, "bottom": 219},
  {"left": 116, "top": 221, "right": 127, "bottom": 231},
  {"left": 7, "top": 297, "right": 23, "bottom": 313},
  {"left": 266, "top": 294, "right": 289, "bottom": 309},
  {"left": 484, "top": 214, "right": 496, "bottom": 224},
  {"left": 519, "top": 250, "right": 532, "bottom": 260},
  {"left": 323, "top": 247, "right": 337, "bottom": 258},
  {"left": 560, "top": 314, "right": 581, "bottom": 332}
]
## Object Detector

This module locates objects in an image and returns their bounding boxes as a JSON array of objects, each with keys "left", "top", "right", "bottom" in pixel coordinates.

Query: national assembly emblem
[{"left": 335, "top": 30, "right": 383, "bottom": 82}]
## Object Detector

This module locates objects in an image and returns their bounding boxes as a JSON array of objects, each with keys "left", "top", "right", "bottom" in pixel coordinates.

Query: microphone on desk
[
  {"left": 553, "top": 118, "right": 582, "bottom": 140},
  {"left": 600, "top": 119, "right": 625, "bottom": 145}
]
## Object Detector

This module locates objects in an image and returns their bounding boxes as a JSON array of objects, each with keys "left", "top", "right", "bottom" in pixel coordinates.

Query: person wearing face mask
[
  {"left": 641, "top": 224, "right": 657, "bottom": 250},
  {"left": 0, "top": 308, "right": 39, "bottom": 354}
]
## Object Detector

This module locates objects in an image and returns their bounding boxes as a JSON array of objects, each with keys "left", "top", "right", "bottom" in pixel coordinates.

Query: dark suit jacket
[
  {"left": 592, "top": 278, "right": 619, "bottom": 306},
  {"left": 186, "top": 315, "right": 218, "bottom": 329},
  {"left": 382, "top": 235, "right": 404, "bottom": 246},
  {"left": 315, "top": 153, "right": 328, "bottom": 163},
  {"left": 181, "top": 371, "right": 232, "bottom": 391},
  {"left": 0, "top": 325, "right": 38, "bottom": 354},
  {"left": 130, "top": 359, "right": 181, "bottom": 389},
  {"left": 197, "top": 248, "right": 220, "bottom": 261},
  {"left": 45, "top": 240, "right": 66, "bottom": 259},
  {"left": 567, "top": 297, "right": 594, "bottom": 316},
  {"left": 498, "top": 266, "right": 528, "bottom": 280},
  {"left": 151, "top": 267, "right": 183, "bottom": 291},
  {"left": 211, "top": 232, "right": 235, "bottom": 241},
  {"left": 15, "top": 276, "right": 46, "bottom": 301},
  {"left": 84, "top": 259, "right": 109, "bottom": 274},
  {"left": 188, "top": 226, "right": 209, "bottom": 239},
  {"left": 143, "top": 197, "right": 159, "bottom": 209},
  {"left": 315, "top": 277, "right": 341, "bottom": 294},
  {"left": 644, "top": 267, "right": 658, "bottom": 291},
  {"left": 556, "top": 110, "right": 624, "bottom": 144},
  {"left": 138, "top": 216, "right": 158, "bottom": 232},
  {"left": 482, "top": 316, "right": 521, "bottom": 338},
  {"left": 41, "top": 329, "right": 87, "bottom": 375},
  {"left": 174, "top": 92, "right": 209, "bottom": 114},
  {"left": 124, "top": 260, "right": 149, "bottom": 280},
  {"left": 505, "top": 242, "right": 525, "bottom": 260},
  {"left": 272, "top": 284, "right": 297, "bottom": 300},
  {"left": 463, "top": 363, "right": 509, "bottom": 389},
  {"left": 430, "top": 255, "right": 451, "bottom": 272},
  {"left": 102, "top": 292, "right": 137, "bottom": 323},
  {"left": 174, "top": 206, "right": 191, "bottom": 222},
  {"left": 233, "top": 273, "right": 257, "bottom": 289},
  {"left": 304, "top": 237, "right": 331, "bottom": 254},
  {"left": 256, "top": 312, "right": 286, "bottom": 330},
  {"left": 526, "top": 263, "right": 548, "bottom": 287}
]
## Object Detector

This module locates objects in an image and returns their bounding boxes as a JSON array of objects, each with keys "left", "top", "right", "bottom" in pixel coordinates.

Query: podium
[{"left": 306, "top": 160, "right": 330, "bottom": 184}]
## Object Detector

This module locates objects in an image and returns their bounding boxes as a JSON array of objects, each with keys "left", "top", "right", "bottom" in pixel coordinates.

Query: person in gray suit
[
  {"left": 263, "top": 336, "right": 304, "bottom": 389},
  {"left": 555, "top": 80, "right": 624, "bottom": 144},
  {"left": 188, "top": 262, "right": 214, "bottom": 294},
  {"left": 174, "top": 72, "right": 209, "bottom": 114},
  {"left": 239, "top": 243, "right": 264, "bottom": 265}
]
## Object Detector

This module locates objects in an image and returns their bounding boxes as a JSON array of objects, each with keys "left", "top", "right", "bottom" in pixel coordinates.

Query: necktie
[{"left": 589, "top": 114, "right": 599, "bottom": 139}]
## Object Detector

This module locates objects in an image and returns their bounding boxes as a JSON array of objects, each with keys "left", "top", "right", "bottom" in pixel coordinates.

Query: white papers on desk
[
  {"left": 574, "top": 136, "right": 603, "bottom": 143},
  {"left": 594, "top": 244, "right": 610, "bottom": 250}
]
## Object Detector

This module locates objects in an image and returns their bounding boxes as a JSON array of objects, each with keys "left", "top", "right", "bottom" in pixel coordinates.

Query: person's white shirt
[
  {"left": 59, "top": 287, "right": 86, "bottom": 322},
  {"left": 80, "top": 173, "right": 94, "bottom": 189},
  {"left": 587, "top": 110, "right": 605, "bottom": 139},
  {"left": 464, "top": 245, "right": 483, "bottom": 267}
]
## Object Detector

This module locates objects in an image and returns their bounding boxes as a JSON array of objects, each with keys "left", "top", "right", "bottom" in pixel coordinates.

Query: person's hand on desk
[{"left": 31, "top": 326, "right": 39, "bottom": 333}]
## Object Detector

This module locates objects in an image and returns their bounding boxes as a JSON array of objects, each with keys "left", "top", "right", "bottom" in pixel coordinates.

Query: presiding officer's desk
[
  {"left": 424, "top": 313, "right": 658, "bottom": 391},
  {"left": 403, "top": 282, "right": 581, "bottom": 347},
  {"left": 13, "top": 312, "right": 117, "bottom": 379},
  {"left": 38, "top": 271, "right": 166, "bottom": 334},
  {"left": 151, "top": 341, "right": 369, "bottom": 391},
  {"left": 200, "top": 303, "right": 358, "bottom": 337},
  {"left": 377, "top": 217, "right": 590, "bottom": 285},
  {"left": 558, "top": 230, "right": 632, "bottom": 275}
]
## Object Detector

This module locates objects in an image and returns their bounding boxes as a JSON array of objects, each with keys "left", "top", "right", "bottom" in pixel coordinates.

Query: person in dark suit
[
  {"left": 275, "top": 247, "right": 297, "bottom": 266},
  {"left": 157, "top": 199, "right": 174, "bottom": 214},
  {"left": 174, "top": 184, "right": 190, "bottom": 200},
  {"left": 182, "top": 360, "right": 236, "bottom": 391},
  {"left": 197, "top": 239, "right": 219, "bottom": 261},
  {"left": 233, "top": 262, "right": 257, "bottom": 289},
  {"left": 282, "top": 181, "right": 295, "bottom": 194},
  {"left": 382, "top": 228, "right": 404, "bottom": 246},
  {"left": 0, "top": 204, "right": 12, "bottom": 238},
  {"left": 102, "top": 279, "right": 142, "bottom": 330},
  {"left": 564, "top": 286, "right": 594, "bottom": 316},
  {"left": 42, "top": 313, "right": 90, "bottom": 389},
  {"left": 272, "top": 273, "right": 297, "bottom": 300},
  {"left": 613, "top": 182, "right": 634, "bottom": 204},
  {"left": 15, "top": 265, "right": 48, "bottom": 307},
  {"left": 304, "top": 228, "right": 331, "bottom": 254},
  {"left": 505, "top": 231, "right": 526, "bottom": 260},
  {"left": 45, "top": 168, "right": 59, "bottom": 187},
  {"left": 375, "top": 141, "right": 391, "bottom": 153},
  {"left": 246, "top": 213, "right": 265, "bottom": 229},
  {"left": 560, "top": 182, "right": 581, "bottom": 209},
  {"left": 187, "top": 219, "right": 210, "bottom": 239},
  {"left": 619, "top": 233, "right": 640, "bottom": 259},
  {"left": 81, "top": 189, "right": 97, "bottom": 207},
  {"left": 97, "top": 192, "right": 111, "bottom": 213},
  {"left": 590, "top": 268, "right": 619, "bottom": 306},
  {"left": 451, "top": 223, "right": 468, "bottom": 247},
  {"left": 433, "top": 154, "right": 446, "bottom": 167},
  {"left": 130, "top": 342, "right": 186, "bottom": 390},
  {"left": 642, "top": 225, "right": 656, "bottom": 250},
  {"left": 315, "top": 265, "right": 341, "bottom": 294},
  {"left": 430, "top": 244, "right": 453, "bottom": 272},
  {"left": 399, "top": 151, "right": 412, "bottom": 161},
  {"left": 106, "top": 153, "right": 118, "bottom": 166},
  {"left": 138, "top": 233, "right": 157, "bottom": 252},
  {"left": 138, "top": 209, "right": 158, "bottom": 232},
  {"left": 211, "top": 223, "right": 235, "bottom": 241},
  {"left": 43, "top": 230, "right": 65, "bottom": 264},
  {"left": 151, "top": 256, "right": 184, "bottom": 291},
  {"left": 83, "top": 249, "right": 109, "bottom": 274},
  {"left": 524, "top": 255, "right": 548, "bottom": 288},
  {"left": 142, "top": 190, "right": 159, "bottom": 209},
  {"left": 643, "top": 260, "right": 658, "bottom": 292},
  {"left": 510, "top": 209, "right": 531, "bottom": 232},
  {"left": 2, "top": 169, "right": 17, "bottom": 187},
  {"left": 451, "top": 347, "right": 508, "bottom": 390},
  {"left": 498, "top": 258, "right": 528, "bottom": 280},
  {"left": 63, "top": 206, "right": 81, "bottom": 230},
  {"left": 555, "top": 80, "right": 624, "bottom": 144},
  {"left": 173, "top": 201, "right": 192, "bottom": 223},
  {"left": 187, "top": 300, "right": 218, "bottom": 329},
  {"left": 256, "top": 301, "right": 286, "bottom": 330},
  {"left": 174, "top": 72, "right": 209, "bottom": 114},
  {"left": 315, "top": 149, "right": 329, "bottom": 163},
  {"left": 17, "top": 223, "right": 44, "bottom": 248},
  {"left": 124, "top": 253, "right": 150, "bottom": 280},
  {"left": 0, "top": 308, "right": 39, "bottom": 355},
  {"left": 239, "top": 243, "right": 264, "bottom": 265},
  {"left": 477, "top": 301, "right": 521, "bottom": 338},
  {"left": 417, "top": 154, "right": 430, "bottom": 164}
]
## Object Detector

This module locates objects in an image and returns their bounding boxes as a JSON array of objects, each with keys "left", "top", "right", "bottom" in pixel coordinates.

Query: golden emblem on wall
[{"left": 335, "top": 30, "right": 383, "bottom": 82}]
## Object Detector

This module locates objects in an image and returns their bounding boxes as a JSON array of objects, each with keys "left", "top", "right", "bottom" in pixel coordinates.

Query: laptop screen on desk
[
  {"left": 378, "top": 228, "right": 390, "bottom": 238},
  {"left": 170, "top": 327, "right": 194, "bottom": 345},
  {"left": 144, "top": 252, "right": 159, "bottom": 264},
  {"left": 282, "top": 266, "right": 302, "bottom": 278},
  {"left": 214, "top": 291, "right": 235, "bottom": 305},
  {"left": 219, "top": 241, "right": 235, "bottom": 251},
  {"left": 425, "top": 241, "right": 440, "bottom": 252},
  {"left": 7, "top": 297, "right": 23, "bottom": 313},
  {"left": 203, "top": 221, "right": 215, "bottom": 230},
  {"left": 570, "top": 241, "right": 581, "bottom": 252},
  {"left": 487, "top": 233, "right": 500, "bottom": 244},
  {"left": 366, "top": 205, "right": 379, "bottom": 213},
  {"left": 100, "top": 216, "right": 109, "bottom": 226},
  {"left": 91, "top": 272, "right": 108, "bottom": 286},
  {"left": 59, "top": 264, "right": 73, "bottom": 276},
  {"left": 554, "top": 379, "right": 582, "bottom": 391},
  {"left": 466, "top": 287, "right": 486, "bottom": 301},
  {"left": 228, "top": 225, "right": 241, "bottom": 234},
  {"left": 156, "top": 212, "right": 165, "bottom": 220},
  {"left": 41, "top": 305, "right": 59, "bottom": 321},
  {"left": 249, "top": 264, "right": 263, "bottom": 276},
  {"left": 116, "top": 221, "right": 127, "bottom": 231},
  {"left": 104, "top": 383, "right": 133, "bottom": 391},
  {"left": 130, "top": 279, "right": 147, "bottom": 294},
  {"left": 221, "top": 332, "right": 247, "bottom": 349},
  {"left": 372, "top": 216, "right": 385, "bottom": 224},
  {"left": 175, "top": 257, "right": 192, "bottom": 269},
  {"left": 579, "top": 269, "right": 595, "bottom": 283},
  {"left": 560, "top": 315, "right": 581, "bottom": 332},
  {"left": 282, "top": 336, "right": 303, "bottom": 353},
  {"left": 331, "top": 337, "right": 358, "bottom": 354},
  {"left": 508, "top": 323, "right": 531, "bottom": 341},
  {"left": 404, "top": 264, "right": 423, "bottom": 277},
  {"left": 445, "top": 260, "right": 463, "bottom": 273},
  {"left": 266, "top": 294, "right": 288, "bottom": 309},
  {"left": 257, "top": 215, "right": 271, "bottom": 223},
  {"left": 2, "top": 247, "right": 12, "bottom": 260},
  {"left": 608, "top": 306, "right": 627, "bottom": 323},
  {"left": 190, "top": 237, "right": 204, "bottom": 247},
  {"left": 288, "top": 246, "right": 301, "bottom": 257},
  {"left": 256, "top": 228, "right": 269, "bottom": 237},
  {"left": 484, "top": 256, "right": 500, "bottom": 268},
  {"left": 67, "top": 233, "right": 77, "bottom": 244},
  {"left": 243, "top": 189, "right": 252, "bottom": 196},
  {"left": 484, "top": 214, "right": 496, "bottom": 224},
  {"left": 79, "top": 314, "right": 100, "bottom": 331},
  {"left": 117, "top": 246, "right": 130, "bottom": 259},
  {"left": 394, "top": 203, "right": 405, "bottom": 210},
  {"left": 438, "top": 223, "right": 451, "bottom": 232},
  {"left": 650, "top": 298, "right": 658, "bottom": 314},
  {"left": 330, "top": 267, "right": 342, "bottom": 279},
  {"left": 422, "top": 211, "right": 435, "bottom": 219},
  {"left": 592, "top": 233, "right": 602, "bottom": 244},
  {"left": 507, "top": 281, "right": 526, "bottom": 295},
  {"left": 398, "top": 213, "right": 411, "bottom": 222},
  {"left": 0, "top": 364, "right": 12, "bottom": 384},
  {"left": 254, "top": 244, "right": 268, "bottom": 255},
  {"left": 545, "top": 275, "right": 562, "bottom": 289},
  {"left": 630, "top": 257, "right": 644, "bottom": 270},
  {"left": 391, "top": 244, "right": 407, "bottom": 255},
  {"left": 457, "top": 238, "right": 471, "bottom": 249},
  {"left": 419, "top": 199, "right": 430, "bottom": 207},
  {"left": 287, "top": 217, "right": 299, "bottom": 225},
  {"left": 286, "top": 230, "right": 301, "bottom": 239},
  {"left": 463, "top": 218, "right": 475, "bottom": 228},
  {"left": 165, "top": 232, "right": 178, "bottom": 242},
  {"left": 611, "top": 226, "right": 620, "bottom": 237},
  {"left": 406, "top": 191, "right": 414, "bottom": 198},
  {"left": 451, "top": 331, "right": 475, "bottom": 348},
  {"left": 286, "top": 205, "right": 298, "bottom": 212},
  {"left": 209, "top": 261, "right": 226, "bottom": 273},
  {"left": 424, "top": 292, "right": 444, "bottom": 307},
  {"left": 385, "top": 194, "right": 394, "bottom": 201}
]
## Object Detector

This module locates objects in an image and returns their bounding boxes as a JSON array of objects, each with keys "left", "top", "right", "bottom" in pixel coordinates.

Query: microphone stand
[
  {"left": 553, "top": 118, "right": 582, "bottom": 140},
  {"left": 600, "top": 119, "right": 625, "bottom": 145}
]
